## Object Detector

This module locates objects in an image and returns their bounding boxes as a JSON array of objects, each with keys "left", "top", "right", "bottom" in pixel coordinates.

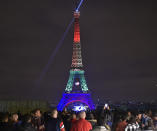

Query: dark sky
[{"left": 0, "top": 0, "right": 156, "bottom": 102}]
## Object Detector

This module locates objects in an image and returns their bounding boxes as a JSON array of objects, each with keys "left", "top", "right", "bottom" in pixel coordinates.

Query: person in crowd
[
  {"left": 153, "top": 113, "right": 157, "bottom": 130},
  {"left": 18, "top": 114, "right": 36, "bottom": 131},
  {"left": 10, "top": 113, "right": 22, "bottom": 131},
  {"left": 116, "top": 115, "right": 127, "bottom": 131},
  {"left": 112, "top": 110, "right": 124, "bottom": 130},
  {"left": 70, "top": 111, "right": 92, "bottom": 131},
  {"left": 70, "top": 113, "right": 80, "bottom": 130},
  {"left": 141, "top": 112, "right": 152, "bottom": 130},
  {"left": 0, "top": 113, "right": 11, "bottom": 131},
  {"left": 99, "top": 105, "right": 113, "bottom": 129},
  {"left": 135, "top": 112, "right": 142, "bottom": 129},
  {"left": 71, "top": 113, "right": 77, "bottom": 123},
  {"left": 32, "top": 109, "right": 45, "bottom": 131},
  {"left": 126, "top": 111, "right": 132, "bottom": 122},
  {"left": 45, "top": 108, "right": 65, "bottom": 131},
  {"left": 70, "top": 113, "right": 77, "bottom": 127},
  {"left": 125, "top": 116, "right": 139, "bottom": 131},
  {"left": 144, "top": 119, "right": 154, "bottom": 131},
  {"left": 92, "top": 117, "right": 109, "bottom": 131},
  {"left": 61, "top": 108, "right": 71, "bottom": 131},
  {"left": 86, "top": 113, "right": 97, "bottom": 128},
  {"left": 141, "top": 113, "right": 146, "bottom": 129},
  {"left": 148, "top": 110, "right": 153, "bottom": 118}
]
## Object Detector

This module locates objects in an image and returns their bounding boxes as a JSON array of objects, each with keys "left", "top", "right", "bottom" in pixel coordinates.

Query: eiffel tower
[{"left": 57, "top": 11, "right": 95, "bottom": 111}]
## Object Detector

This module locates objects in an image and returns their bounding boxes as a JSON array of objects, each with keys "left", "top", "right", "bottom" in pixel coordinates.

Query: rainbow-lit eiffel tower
[{"left": 57, "top": 11, "right": 95, "bottom": 111}]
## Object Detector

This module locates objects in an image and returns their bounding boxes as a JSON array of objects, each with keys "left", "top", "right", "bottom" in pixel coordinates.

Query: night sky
[{"left": 0, "top": 0, "right": 156, "bottom": 102}]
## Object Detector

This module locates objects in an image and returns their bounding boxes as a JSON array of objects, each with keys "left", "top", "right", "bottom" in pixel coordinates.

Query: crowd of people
[{"left": 0, "top": 105, "right": 157, "bottom": 131}]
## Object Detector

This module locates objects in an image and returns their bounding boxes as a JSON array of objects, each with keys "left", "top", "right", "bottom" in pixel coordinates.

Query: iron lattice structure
[
  {"left": 57, "top": 11, "right": 95, "bottom": 111},
  {"left": 65, "top": 69, "right": 88, "bottom": 92}
]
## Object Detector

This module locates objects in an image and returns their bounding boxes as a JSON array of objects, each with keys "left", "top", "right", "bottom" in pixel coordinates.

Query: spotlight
[{"left": 75, "top": 82, "right": 80, "bottom": 86}]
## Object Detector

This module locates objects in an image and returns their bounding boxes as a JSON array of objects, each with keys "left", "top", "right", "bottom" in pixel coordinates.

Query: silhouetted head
[
  {"left": 72, "top": 113, "right": 76, "bottom": 119},
  {"left": 23, "top": 114, "right": 32, "bottom": 123},
  {"left": 79, "top": 111, "right": 86, "bottom": 119},
  {"left": 121, "top": 115, "right": 128, "bottom": 121},
  {"left": 128, "top": 116, "right": 136, "bottom": 124},
  {"left": 97, "top": 117, "right": 105, "bottom": 126},
  {"left": 11, "top": 113, "right": 18, "bottom": 122},
  {"left": 51, "top": 108, "right": 58, "bottom": 118},
  {"left": 1, "top": 114, "right": 9, "bottom": 122},
  {"left": 86, "top": 113, "right": 95, "bottom": 120},
  {"left": 34, "top": 109, "right": 41, "bottom": 118}
]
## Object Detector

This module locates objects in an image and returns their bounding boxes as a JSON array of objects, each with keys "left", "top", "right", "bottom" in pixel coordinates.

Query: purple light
[{"left": 57, "top": 93, "right": 95, "bottom": 111}]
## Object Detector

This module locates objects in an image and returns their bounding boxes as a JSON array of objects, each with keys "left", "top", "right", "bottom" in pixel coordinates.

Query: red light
[{"left": 74, "top": 18, "right": 80, "bottom": 43}]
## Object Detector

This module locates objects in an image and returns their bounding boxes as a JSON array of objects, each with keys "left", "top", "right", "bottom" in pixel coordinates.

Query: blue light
[
  {"left": 73, "top": 105, "right": 86, "bottom": 112},
  {"left": 57, "top": 93, "right": 95, "bottom": 111},
  {"left": 76, "top": 0, "right": 84, "bottom": 12},
  {"left": 36, "top": 18, "right": 74, "bottom": 85}
]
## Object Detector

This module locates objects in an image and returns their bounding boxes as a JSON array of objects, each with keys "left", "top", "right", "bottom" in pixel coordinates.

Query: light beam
[{"left": 37, "top": 0, "right": 85, "bottom": 85}]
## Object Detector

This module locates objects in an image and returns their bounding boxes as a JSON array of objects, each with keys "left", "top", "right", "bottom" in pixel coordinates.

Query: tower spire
[{"left": 71, "top": 11, "right": 83, "bottom": 68}]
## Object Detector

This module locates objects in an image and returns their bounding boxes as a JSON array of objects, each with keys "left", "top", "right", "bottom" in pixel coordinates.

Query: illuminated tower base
[
  {"left": 57, "top": 93, "right": 95, "bottom": 111},
  {"left": 57, "top": 69, "right": 95, "bottom": 111}
]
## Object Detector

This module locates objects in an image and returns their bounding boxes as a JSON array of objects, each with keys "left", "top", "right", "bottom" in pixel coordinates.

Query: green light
[{"left": 65, "top": 70, "right": 88, "bottom": 92}]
